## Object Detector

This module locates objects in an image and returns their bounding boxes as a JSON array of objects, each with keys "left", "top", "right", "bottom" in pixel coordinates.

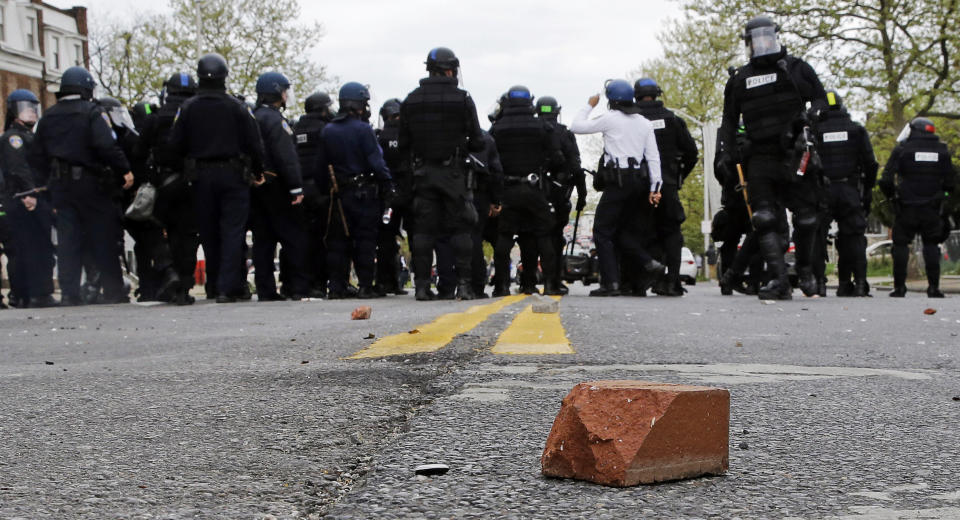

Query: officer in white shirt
[{"left": 569, "top": 79, "right": 664, "bottom": 297}]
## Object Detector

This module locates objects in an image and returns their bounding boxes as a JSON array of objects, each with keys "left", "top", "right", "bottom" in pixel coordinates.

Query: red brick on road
[{"left": 541, "top": 381, "right": 730, "bottom": 486}]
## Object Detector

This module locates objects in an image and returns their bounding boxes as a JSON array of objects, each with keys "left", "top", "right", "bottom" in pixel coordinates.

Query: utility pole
[{"left": 194, "top": 0, "right": 203, "bottom": 58}]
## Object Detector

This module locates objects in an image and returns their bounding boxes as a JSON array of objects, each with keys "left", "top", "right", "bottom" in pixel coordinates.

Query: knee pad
[{"left": 751, "top": 208, "right": 778, "bottom": 232}]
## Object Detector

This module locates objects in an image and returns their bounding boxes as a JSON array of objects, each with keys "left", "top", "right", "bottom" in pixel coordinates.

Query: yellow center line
[
  {"left": 347, "top": 294, "right": 527, "bottom": 359},
  {"left": 491, "top": 296, "right": 575, "bottom": 355}
]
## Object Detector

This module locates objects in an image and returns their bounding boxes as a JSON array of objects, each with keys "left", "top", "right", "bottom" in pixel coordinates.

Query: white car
[{"left": 680, "top": 247, "right": 698, "bottom": 285}]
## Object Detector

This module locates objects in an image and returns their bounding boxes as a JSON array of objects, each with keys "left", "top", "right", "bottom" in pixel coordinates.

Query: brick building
[{"left": 0, "top": 0, "right": 88, "bottom": 109}]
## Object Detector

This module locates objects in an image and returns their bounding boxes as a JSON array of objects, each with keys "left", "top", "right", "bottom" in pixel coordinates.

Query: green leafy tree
[{"left": 90, "top": 0, "right": 334, "bottom": 113}]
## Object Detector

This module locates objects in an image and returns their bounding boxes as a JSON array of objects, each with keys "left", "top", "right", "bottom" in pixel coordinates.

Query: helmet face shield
[
  {"left": 747, "top": 26, "right": 780, "bottom": 58},
  {"left": 13, "top": 100, "right": 41, "bottom": 125},
  {"left": 108, "top": 106, "right": 137, "bottom": 134}
]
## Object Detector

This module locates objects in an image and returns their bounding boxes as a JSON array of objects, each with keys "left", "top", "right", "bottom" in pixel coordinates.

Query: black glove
[{"left": 576, "top": 196, "right": 586, "bottom": 211}]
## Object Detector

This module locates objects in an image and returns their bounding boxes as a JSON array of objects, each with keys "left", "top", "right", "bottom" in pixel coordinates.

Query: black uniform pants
[
  {"left": 746, "top": 150, "right": 819, "bottom": 281},
  {"left": 154, "top": 177, "right": 200, "bottom": 292},
  {"left": 5, "top": 198, "right": 55, "bottom": 301},
  {"left": 52, "top": 175, "right": 126, "bottom": 302},
  {"left": 411, "top": 162, "right": 475, "bottom": 289},
  {"left": 375, "top": 202, "right": 410, "bottom": 292},
  {"left": 250, "top": 182, "right": 310, "bottom": 297},
  {"left": 193, "top": 166, "right": 250, "bottom": 298},
  {"left": 816, "top": 182, "right": 867, "bottom": 284},
  {"left": 124, "top": 217, "right": 173, "bottom": 300},
  {"left": 594, "top": 174, "right": 652, "bottom": 287},
  {"left": 326, "top": 185, "right": 379, "bottom": 294},
  {"left": 892, "top": 204, "right": 942, "bottom": 288},
  {"left": 494, "top": 183, "right": 555, "bottom": 289},
  {"left": 654, "top": 183, "right": 686, "bottom": 285},
  {"left": 470, "top": 189, "right": 492, "bottom": 294},
  {"left": 547, "top": 188, "right": 573, "bottom": 286}
]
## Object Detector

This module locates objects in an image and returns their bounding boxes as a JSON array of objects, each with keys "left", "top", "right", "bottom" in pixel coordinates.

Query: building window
[
  {"left": 26, "top": 17, "right": 35, "bottom": 51},
  {"left": 52, "top": 36, "right": 61, "bottom": 69},
  {"left": 0, "top": 7, "right": 6, "bottom": 42},
  {"left": 74, "top": 44, "right": 82, "bottom": 66}
]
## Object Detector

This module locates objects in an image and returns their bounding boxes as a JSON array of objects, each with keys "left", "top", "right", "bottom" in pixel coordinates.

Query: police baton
[
  {"left": 325, "top": 165, "right": 350, "bottom": 241},
  {"left": 13, "top": 186, "right": 47, "bottom": 198},
  {"left": 735, "top": 164, "right": 753, "bottom": 221}
]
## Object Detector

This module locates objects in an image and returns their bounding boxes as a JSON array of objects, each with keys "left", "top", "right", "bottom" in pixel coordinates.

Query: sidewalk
[{"left": 868, "top": 275, "right": 960, "bottom": 294}]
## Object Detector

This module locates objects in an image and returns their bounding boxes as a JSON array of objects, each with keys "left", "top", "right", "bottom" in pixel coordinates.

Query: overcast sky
[{"left": 69, "top": 0, "right": 680, "bottom": 125}]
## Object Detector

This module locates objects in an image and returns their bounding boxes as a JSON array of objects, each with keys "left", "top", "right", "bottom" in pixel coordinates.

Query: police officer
[
  {"left": 251, "top": 71, "right": 309, "bottom": 301},
  {"left": 569, "top": 79, "right": 664, "bottom": 297},
  {"left": 633, "top": 78, "right": 699, "bottom": 296},
  {"left": 490, "top": 85, "right": 563, "bottom": 296},
  {"left": 879, "top": 118, "right": 956, "bottom": 298},
  {"left": 170, "top": 53, "right": 266, "bottom": 303},
  {"left": 135, "top": 72, "right": 201, "bottom": 305},
  {"left": 322, "top": 82, "right": 393, "bottom": 299},
  {"left": 720, "top": 16, "right": 827, "bottom": 300},
  {"left": 31, "top": 67, "right": 135, "bottom": 305},
  {"left": 375, "top": 98, "right": 411, "bottom": 296},
  {"left": 0, "top": 89, "right": 56, "bottom": 307},
  {"left": 400, "top": 47, "right": 485, "bottom": 301},
  {"left": 100, "top": 95, "right": 179, "bottom": 303},
  {"left": 293, "top": 91, "right": 335, "bottom": 298},
  {"left": 469, "top": 129, "right": 503, "bottom": 298},
  {"left": 535, "top": 96, "right": 586, "bottom": 295},
  {"left": 812, "top": 90, "right": 878, "bottom": 297}
]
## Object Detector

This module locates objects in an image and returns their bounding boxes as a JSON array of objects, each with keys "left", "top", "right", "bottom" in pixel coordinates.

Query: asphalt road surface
[{"left": 1, "top": 283, "right": 958, "bottom": 519}]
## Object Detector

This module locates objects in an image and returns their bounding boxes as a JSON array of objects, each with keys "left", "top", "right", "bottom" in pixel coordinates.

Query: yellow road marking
[
  {"left": 491, "top": 296, "right": 574, "bottom": 355},
  {"left": 348, "top": 294, "right": 527, "bottom": 359}
]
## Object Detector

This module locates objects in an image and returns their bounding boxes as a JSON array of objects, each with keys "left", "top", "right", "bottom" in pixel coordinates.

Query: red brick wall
[{"left": 0, "top": 70, "right": 55, "bottom": 110}]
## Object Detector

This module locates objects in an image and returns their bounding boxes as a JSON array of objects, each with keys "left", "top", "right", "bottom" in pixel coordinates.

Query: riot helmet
[
  {"left": 425, "top": 47, "right": 460, "bottom": 76},
  {"left": 197, "top": 53, "right": 228, "bottom": 90},
  {"left": 487, "top": 97, "right": 503, "bottom": 123},
  {"left": 379, "top": 98, "right": 401, "bottom": 121},
  {"left": 536, "top": 96, "right": 560, "bottom": 120},
  {"left": 338, "top": 81, "right": 371, "bottom": 119},
  {"left": 634, "top": 78, "right": 662, "bottom": 101},
  {"left": 910, "top": 117, "right": 936, "bottom": 135},
  {"left": 255, "top": 71, "right": 292, "bottom": 108},
  {"left": 605, "top": 79, "right": 635, "bottom": 110},
  {"left": 742, "top": 16, "right": 781, "bottom": 60},
  {"left": 5, "top": 89, "right": 41, "bottom": 130},
  {"left": 97, "top": 96, "right": 138, "bottom": 135},
  {"left": 164, "top": 72, "right": 198, "bottom": 96},
  {"left": 304, "top": 92, "right": 333, "bottom": 115},
  {"left": 58, "top": 66, "right": 96, "bottom": 99},
  {"left": 504, "top": 85, "right": 533, "bottom": 107},
  {"left": 132, "top": 101, "right": 157, "bottom": 129}
]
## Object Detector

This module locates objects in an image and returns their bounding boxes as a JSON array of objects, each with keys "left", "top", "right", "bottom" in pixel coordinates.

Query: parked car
[{"left": 679, "top": 247, "right": 698, "bottom": 285}]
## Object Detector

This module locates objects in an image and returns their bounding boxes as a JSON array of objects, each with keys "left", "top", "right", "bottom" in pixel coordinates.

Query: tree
[{"left": 89, "top": 0, "right": 334, "bottom": 112}]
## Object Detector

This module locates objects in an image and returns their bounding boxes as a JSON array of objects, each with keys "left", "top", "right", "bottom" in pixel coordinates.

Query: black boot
[
  {"left": 543, "top": 280, "right": 564, "bottom": 296},
  {"left": 927, "top": 285, "right": 945, "bottom": 298},
  {"left": 852, "top": 279, "right": 870, "bottom": 297},
  {"left": 28, "top": 295, "right": 59, "bottom": 308},
  {"left": 758, "top": 277, "right": 793, "bottom": 300},
  {"left": 889, "top": 285, "right": 907, "bottom": 297},
  {"left": 415, "top": 286, "right": 437, "bottom": 301},
  {"left": 456, "top": 283, "right": 476, "bottom": 301},
  {"left": 836, "top": 280, "right": 854, "bottom": 297},
  {"left": 589, "top": 283, "right": 621, "bottom": 297},
  {"left": 798, "top": 268, "right": 817, "bottom": 297},
  {"left": 817, "top": 278, "right": 827, "bottom": 297}
]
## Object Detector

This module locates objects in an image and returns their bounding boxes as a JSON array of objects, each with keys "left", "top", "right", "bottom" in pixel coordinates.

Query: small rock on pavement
[
  {"left": 351, "top": 306, "right": 372, "bottom": 320},
  {"left": 541, "top": 380, "right": 729, "bottom": 487},
  {"left": 532, "top": 296, "right": 559, "bottom": 314},
  {"left": 414, "top": 464, "right": 449, "bottom": 476},
  {"left": 739, "top": 442, "right": 749, "bottom": 450},
  {"left": 952, "top": 396, "right": 960, "bottom": 401},
  {"left": 924, "top": 308, "right": 937, "bottom": 315}
]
